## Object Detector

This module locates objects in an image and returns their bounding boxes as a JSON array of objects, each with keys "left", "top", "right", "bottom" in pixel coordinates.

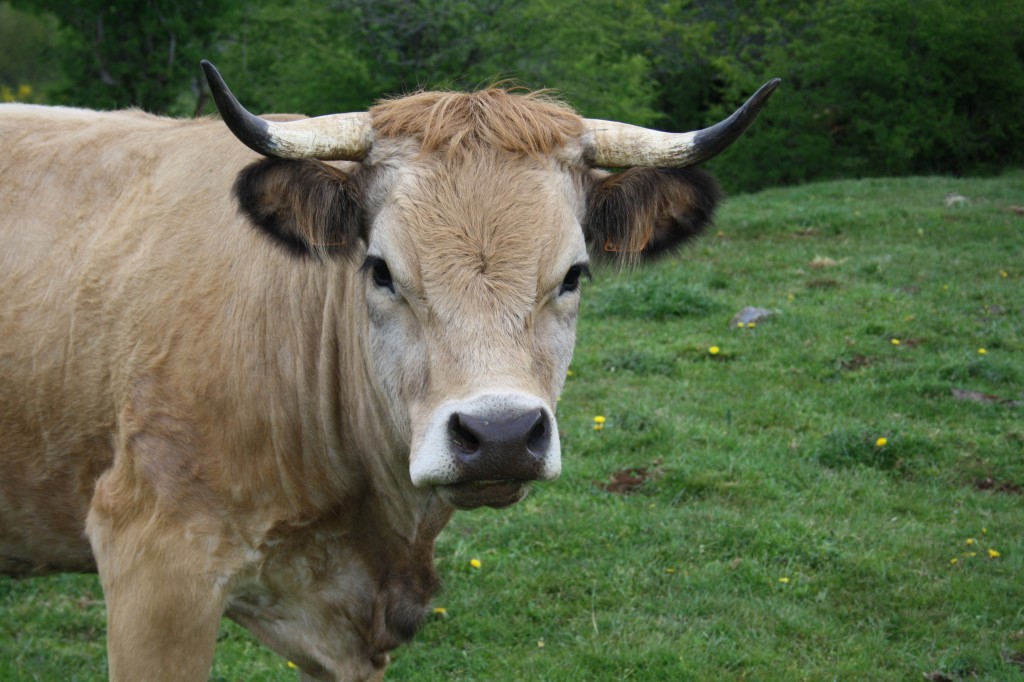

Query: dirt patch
[
  {"left": 973, "top": 477, "right": 1023, "bottom": 495},
  {"left": 1003, "top": 650, "right": 1024, "bottom": 671},
  {"left": 839, "top": 354, "right": 875, "bottom": 372},
  {"left": 923, "top": 672, "right": 955, "bottom": 682},
  {"left": 599, "top": 467, "right": 653, "bottom": 494}
]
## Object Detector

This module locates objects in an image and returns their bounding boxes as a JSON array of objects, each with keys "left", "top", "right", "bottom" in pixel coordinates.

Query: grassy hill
[{"left": 3, "top": 172, "right": 1022, "bottom": 681}]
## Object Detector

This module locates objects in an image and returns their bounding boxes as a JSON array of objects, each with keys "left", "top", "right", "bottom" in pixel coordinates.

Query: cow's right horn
[
  {"left": 583, "top": 78, "right": 781, "bottom": 168},
  {"left": 201, "top": 61, "right": 373, "bottom": 161}
]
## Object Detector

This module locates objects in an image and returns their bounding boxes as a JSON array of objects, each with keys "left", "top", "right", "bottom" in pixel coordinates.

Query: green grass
[{"left": 3, "top": 172, "right": 1023, "bottom": 680}]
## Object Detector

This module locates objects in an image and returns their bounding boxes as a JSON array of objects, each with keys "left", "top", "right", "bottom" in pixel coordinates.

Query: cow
[{"left": 0, "top": 61, "right": 778, "bottom": 681}]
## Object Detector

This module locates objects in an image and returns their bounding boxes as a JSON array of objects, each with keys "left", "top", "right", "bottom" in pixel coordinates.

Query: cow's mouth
[{"left": 437, "top": 480, "right": 531, "bottom": 510}]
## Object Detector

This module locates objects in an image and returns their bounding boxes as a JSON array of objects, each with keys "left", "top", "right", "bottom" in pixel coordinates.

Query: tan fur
[
  {"left": 0, "top": 104, "right": 437, "bottom": 680},
  {"left": 371, "top": 87, "right": 585, "bottom": 159}
]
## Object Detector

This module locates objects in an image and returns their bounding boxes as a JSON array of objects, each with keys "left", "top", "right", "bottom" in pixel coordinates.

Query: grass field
[{"left": 2, "top": 172, "right": 1022, "bottom": 681}]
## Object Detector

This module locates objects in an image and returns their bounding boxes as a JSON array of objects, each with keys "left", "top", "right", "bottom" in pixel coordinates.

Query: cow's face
[
  {"left": 205, "top": 62, "right": 777, "bottom": 509},
  {"left": 355, "top": 145, "right": 592, "bottom": 508}
]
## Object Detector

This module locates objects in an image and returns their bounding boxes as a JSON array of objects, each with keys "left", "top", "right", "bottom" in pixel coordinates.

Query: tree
[
  {"left": 0, "top": 2, "right": 59, "bottom": 102},
  {"left": 13, "top": 0, "right": 230, "bottom": 113},
  {"left": 692, "top": 0, "right": 1024, "bottom": 191},
  {"left": 210, "top": 0, "right": 664, "bottom": 124}
]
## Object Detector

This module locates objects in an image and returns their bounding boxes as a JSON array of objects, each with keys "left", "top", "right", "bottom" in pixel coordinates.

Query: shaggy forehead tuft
[{"left": 370, "top": 88, "right": 585, "bottom": 158}]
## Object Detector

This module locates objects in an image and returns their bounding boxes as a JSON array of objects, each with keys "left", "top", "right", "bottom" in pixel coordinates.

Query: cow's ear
[
  {"left": 583, "top": 167, "right": 722, "bottom": 264},
  {"left": 234, "top": 158, "right": 364, "bottom": 260}
]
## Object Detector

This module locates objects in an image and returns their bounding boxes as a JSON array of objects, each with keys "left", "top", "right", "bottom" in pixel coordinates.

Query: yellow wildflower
[
  {"left": 988, "top": 549, "right": 1001, "bottom": 558},
  {"left": 950, "top": 557, "right": 958, "bottom": 565},
  {"left": 593, "top": 415, "right": 605, "bottom": 431},
  {"left": 470, "top": 558, "right": 482, "bottom": 569},
  {"left": 778, "top": 577, "right": 790, "bottom": 584},
  {"left": 747, "top": 322, "right": 756, "bottom": 329},
  {"left": 891, "top": 338, "right": 900, "bottom": 346},
  {"left": 1000, "top": 270, "right": 1009, "bottom": 278},
  {"left": 708, "top": 346, "right": 720, "bottom": 355},
  {"left": 875, "top": 437, "right": 888, "bottom": 447},
  {"left": 737, "top": 322, "right": 746, "bottom": 328},
  {"left": 433, "top": 607, "right": 447, "bottom": 615},
  {"left": 287, "top": 661, "right": 298, "bottom": 670},
  {"left": 978, "top": 348, "right": 987, "bottom": 355},
  {"left": 566, "top": 369, "right": 573, "bottom": 377},
  {"left": 966, "top": 538, "right": 975, "bottom": 546},
  {"left": 537, "top": 639, "right": 546, "bottom": 648}
]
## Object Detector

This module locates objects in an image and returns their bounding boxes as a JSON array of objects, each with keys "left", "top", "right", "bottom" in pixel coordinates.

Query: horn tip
[
  {"left": 200, "top": 60, "right": 225, "bottom": 92},
  {"left": 199, "top": 60, "right": 273, "bottom": 157},
  {"left": 756, "top": 78, "right": 782, "bottom": 102}
]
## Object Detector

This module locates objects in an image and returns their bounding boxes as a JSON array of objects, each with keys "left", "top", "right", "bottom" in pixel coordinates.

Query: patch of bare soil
[
  {"left": 599, "top": 467, "right": 654, "bottom": 494},
  {"left": 839, "top": 354, "right": 876, "bottom": 372},
  {"left": 972, "top": 477, "right": 1023, "bottom": 495}
]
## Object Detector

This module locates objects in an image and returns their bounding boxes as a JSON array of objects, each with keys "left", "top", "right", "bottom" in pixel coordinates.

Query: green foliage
[
  {"left": 701, "top": 0, "right": 1024, "bottom": 191},
  {"left": 11, "top": 0, "right": 230, "bottom": 113},
  {"left": 0, "top": 2, "right": 58, "bottom": 102},
  {"left": 212, "top": 0, "right": 664, "bottom": 124},
  {"left": 1, "top": 0, "right": 1022, "bottom": 185},
  {"left": 212, "top": 0, "right": 376, "bottom": 115}
]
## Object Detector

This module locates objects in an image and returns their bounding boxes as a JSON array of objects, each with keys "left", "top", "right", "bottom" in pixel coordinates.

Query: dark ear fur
[
  {"left": 234, "top": 158, "right": 364, "bottom": 260},
  {"left": 583, "top": 167, "right": 722, "bottom": 264}
]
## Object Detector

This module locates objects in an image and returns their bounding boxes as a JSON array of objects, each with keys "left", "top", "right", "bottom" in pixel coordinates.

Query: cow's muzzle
[{"left": 410, "top": 393, "right": 561, "bottom": 509}]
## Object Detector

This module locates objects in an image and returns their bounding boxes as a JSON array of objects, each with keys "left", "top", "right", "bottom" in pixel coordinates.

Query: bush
[{"left": 697, "top": 0, "right": 1024, "bottom": 192}]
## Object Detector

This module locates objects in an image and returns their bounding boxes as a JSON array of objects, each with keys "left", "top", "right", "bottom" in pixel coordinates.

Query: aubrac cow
[{"left": 0, "top": 62, "right": 778, "bottom": 680}]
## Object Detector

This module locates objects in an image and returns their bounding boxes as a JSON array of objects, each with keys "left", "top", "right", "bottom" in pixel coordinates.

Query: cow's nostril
[
  {"left": 448, "top": 414, "right": 480, "bottom": 455},
  {"left": 526, "top": 413, "right": 547, "bottom": 456}
]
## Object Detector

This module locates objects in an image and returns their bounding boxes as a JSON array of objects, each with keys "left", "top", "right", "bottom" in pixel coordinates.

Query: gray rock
[{"left": 730, "top": 306, "right": 774, "bottom": 328}]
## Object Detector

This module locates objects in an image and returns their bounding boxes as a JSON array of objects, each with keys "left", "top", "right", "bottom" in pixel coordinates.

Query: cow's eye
[
  {"left": 363, "top": 256, "right": 395, "bottom": 293},
  {"left": 559, "top": 263, "right": 591, "bottom": 295}
]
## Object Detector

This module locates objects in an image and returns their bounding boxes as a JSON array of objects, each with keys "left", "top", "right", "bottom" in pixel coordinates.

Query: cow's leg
[{"left": 87, "top": 469, "right": 234, "bottom": 682}]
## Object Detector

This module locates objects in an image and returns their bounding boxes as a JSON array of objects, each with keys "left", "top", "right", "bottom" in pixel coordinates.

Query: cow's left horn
[
  {"left": 201, "top": 60, "right": 373, "bottom": 161},
  {"left": 583, "top": 78, "right": 781, "bottom": 168}
]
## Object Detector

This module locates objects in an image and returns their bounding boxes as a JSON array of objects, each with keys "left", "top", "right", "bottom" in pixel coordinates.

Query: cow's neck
[{"left": 226, "top": 269, "right": 454, "bottom": 671}]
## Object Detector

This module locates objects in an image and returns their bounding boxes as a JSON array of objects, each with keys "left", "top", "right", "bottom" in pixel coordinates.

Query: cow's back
[{"left": 0, "top": 105, "right": 333, "bottom": 576}]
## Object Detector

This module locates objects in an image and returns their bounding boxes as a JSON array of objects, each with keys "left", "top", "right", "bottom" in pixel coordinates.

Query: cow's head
[{"left": 203, "top": 62, "right": 778, "bottom": 510}]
